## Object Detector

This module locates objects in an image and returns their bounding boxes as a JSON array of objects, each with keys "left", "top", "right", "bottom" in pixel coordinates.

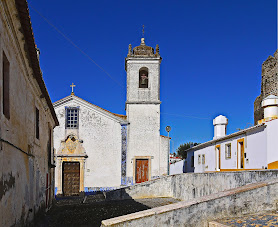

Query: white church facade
[{"left": 53, "top": 38, "right": 169, "bottom": 196}]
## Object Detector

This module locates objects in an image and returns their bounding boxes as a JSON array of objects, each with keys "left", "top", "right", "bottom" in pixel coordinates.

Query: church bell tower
[{"left": 125, "top": 38, "right": 165, "bottom": 184}]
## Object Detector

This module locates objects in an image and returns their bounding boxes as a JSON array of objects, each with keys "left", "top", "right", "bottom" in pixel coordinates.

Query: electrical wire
[
  {"left": 29, "top": 3, "right": 124, "bottom": 89},
  {"left": 28, "top": 3, "right": 212, "bottom": 121}
]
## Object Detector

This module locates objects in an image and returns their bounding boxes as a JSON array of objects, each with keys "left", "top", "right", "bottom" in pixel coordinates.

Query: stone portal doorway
[
  {"left": 135, "top": 159, "right": 149, "bottom": 183},
  {"left": 63, "top": 162, "right": 80, "bottom": 196}
]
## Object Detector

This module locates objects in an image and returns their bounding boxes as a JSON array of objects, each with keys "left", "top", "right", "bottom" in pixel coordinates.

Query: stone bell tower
[
  {"left": 254, "top": 50, "right": 278, "bottom": 124},
  {"left": 125, "top": 38, "right": 164, "bottom": 184}
]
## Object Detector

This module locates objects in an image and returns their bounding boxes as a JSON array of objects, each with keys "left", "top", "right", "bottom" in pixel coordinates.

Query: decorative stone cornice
[{"left": 127, "top": 38, "right": 161, "bottom": 58}]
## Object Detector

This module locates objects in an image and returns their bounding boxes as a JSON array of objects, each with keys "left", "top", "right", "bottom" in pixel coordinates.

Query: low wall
[
  {"left": 104, "top": 177, "right": 172, "bottom": 200},
  {"left": 105, "top": 170, "right": 278, "bottom": 201},
  {"left": 101, "top": 178, "right": 278, "bottom": 226},
  {"left": 170, "top": 160, "right": 184, "bottom": 175}
]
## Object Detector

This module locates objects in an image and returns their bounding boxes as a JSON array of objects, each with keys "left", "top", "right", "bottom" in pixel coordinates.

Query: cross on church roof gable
[{"left": 53, "top": 95, "right": 128, "bottom": 124}]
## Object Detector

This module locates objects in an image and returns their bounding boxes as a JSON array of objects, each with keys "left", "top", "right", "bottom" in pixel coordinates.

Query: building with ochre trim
[{"left": 185, "top": 95, "right": 278, "bottom": 173}]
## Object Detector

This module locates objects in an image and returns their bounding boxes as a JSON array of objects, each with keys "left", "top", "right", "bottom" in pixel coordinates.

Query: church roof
[
  {"left": 15, "top": 0, "right": 59, "bottom": 126},
  {"left": 54, "top": 95, "right": 128, "bottom": 123}
]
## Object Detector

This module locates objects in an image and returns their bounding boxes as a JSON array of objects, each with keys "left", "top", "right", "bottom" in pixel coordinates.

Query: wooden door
[
  {"left": 135, "top": 159, "right": 149, "bottom": 183},
  {"left": 63, "top": 162, "right": 80, "bottom": 196}
]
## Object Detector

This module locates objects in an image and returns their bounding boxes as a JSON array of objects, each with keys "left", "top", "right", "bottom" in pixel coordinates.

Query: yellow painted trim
[
  {"left": 215, "top": 145, "right": 221, "bottom": 170},
  {"left": 237, "top": 138, "right": 245, "bottom": 169},
  {"left": 59, "top": 157, "right": 86, "bottom": 194},
  {"left": 219, "top": 169, "right": 263, "bottom": 172},
  {"left": 267, "top": 161, "right": 278, "bottom": 169}
]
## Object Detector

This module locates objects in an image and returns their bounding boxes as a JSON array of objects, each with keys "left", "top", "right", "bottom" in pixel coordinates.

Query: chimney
[
  {"left": 260, "top": 95, "right": 278, "bottom": 122},
  {"left": 213, "top": 115, "right": 228, "bottom": 140}
]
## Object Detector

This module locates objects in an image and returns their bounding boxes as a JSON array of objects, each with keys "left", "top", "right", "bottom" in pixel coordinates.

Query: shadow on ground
[
  {"left": 38, "top": 200, "right": 149, "bottom": 227},
  {"left": 34, "top": 194, "right": 179, "bottom": 227}
]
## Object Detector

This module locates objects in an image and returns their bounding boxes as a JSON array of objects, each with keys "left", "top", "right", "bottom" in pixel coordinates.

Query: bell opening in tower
[{"left": 139, "top": 67, "right": 148, "bottom": 88}]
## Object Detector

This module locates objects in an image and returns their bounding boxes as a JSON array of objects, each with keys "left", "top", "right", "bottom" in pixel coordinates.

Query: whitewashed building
[
  {"left": 0, "top": 1, "right": 58, "bottom": 225},
  {"left": 53, "top": 38, "right": 169, "bottom": 196},
  {"left": 186, "top": 95, "right": 278, "bottom": 173}
]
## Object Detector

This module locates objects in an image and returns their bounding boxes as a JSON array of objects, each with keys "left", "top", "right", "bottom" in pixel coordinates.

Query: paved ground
[
  {"left": 214, "top": 211, "right": 278, "bottom": 227},
  {"left": 35, "top": 195, "right": 180, "bottom": 227}
]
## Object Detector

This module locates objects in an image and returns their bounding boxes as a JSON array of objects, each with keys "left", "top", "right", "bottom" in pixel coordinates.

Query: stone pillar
[
  {"left": 80, "top": 159, "right": 85, "bottom": 192},
  {"left": 57, "top": 158, "right": 63, "bottom": 195}
]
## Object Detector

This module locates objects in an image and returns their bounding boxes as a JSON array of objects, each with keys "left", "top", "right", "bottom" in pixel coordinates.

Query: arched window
[{"left": 139, "top": 67, "right": 149, "bottom": 88}]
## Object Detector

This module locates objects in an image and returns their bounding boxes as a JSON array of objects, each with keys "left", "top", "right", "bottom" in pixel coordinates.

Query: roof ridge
[{"left": 54, "top": 95, "right": 127, "bottom": 121}]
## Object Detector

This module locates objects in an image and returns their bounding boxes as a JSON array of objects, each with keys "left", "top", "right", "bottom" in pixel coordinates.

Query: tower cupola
[{"left": 125, "top": 38, "right": 162, "bottom": 105}]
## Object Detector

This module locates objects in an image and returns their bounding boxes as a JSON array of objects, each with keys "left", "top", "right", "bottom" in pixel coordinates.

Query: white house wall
[
  {"left": 245, "top": 127, "right": 267, "bottom": 169},
  {"left": 170, "top": 160, "right": 184, "bottom": 175},
  {"left": 194, "top": 127, "right": 267, "bottom": 173},
  {"left": 266, "top": 120, "right": 278, "bottom": 168}
]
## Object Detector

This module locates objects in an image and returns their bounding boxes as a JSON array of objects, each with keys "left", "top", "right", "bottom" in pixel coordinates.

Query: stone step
[
  {"left": 209, "top": 221, "right": 230, "bottom": 227},
  {"left": 83, "top": 193, "right": 106, "bottom": 203}
]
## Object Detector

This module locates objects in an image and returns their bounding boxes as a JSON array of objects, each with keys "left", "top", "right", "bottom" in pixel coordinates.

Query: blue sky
[{"left": 28, "top": 0, "right": 277, "bottom": 153}]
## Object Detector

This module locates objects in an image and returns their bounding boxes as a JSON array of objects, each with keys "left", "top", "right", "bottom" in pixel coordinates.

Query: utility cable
[
  {"left": 28, "top": 3, "right": 124, "bottom": 88},
  {"left": 28, "top": 3, "right": 211, "bottom": 121}
]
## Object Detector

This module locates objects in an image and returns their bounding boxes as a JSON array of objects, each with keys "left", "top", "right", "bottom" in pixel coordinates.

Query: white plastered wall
[
  {"left": 126, "top": 104, "right": 161, "bottom": 180},
  {"left": 265, "top": 119, "right": 278, "bottom": 166},
  {"left": 54, "top": 98, "right": 122, "bottom": 190},
  {"left": 194, "top": 127, "right": 267, "bottom": 173}
]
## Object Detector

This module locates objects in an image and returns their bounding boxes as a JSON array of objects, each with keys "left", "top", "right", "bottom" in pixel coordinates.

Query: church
[{"left": 53, "top": 38, "right": 169, "bottom": 196}]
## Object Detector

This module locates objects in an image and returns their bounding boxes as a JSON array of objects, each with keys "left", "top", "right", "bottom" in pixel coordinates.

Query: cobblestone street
[
  {"left": 213, "top": 211, "right": 278, "bottom": 227},
  {"left": 35, "top": 195, "right": 180, "bottom": 227}
]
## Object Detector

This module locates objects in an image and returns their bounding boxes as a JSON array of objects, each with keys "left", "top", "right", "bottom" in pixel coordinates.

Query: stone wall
[
  {"left": 254, "top": 50, "right": 278, "bottom": 124},
  {"left": 104, "top": 170, "right": 278, "bottom": 201},
  {"left": 101, "top": 178, "right": 278, "bottom": 227}
]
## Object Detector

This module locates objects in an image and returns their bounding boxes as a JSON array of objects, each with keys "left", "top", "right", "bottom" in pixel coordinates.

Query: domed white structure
[{"left": 213, "top": 115, "right": 228, "bottom": 139}]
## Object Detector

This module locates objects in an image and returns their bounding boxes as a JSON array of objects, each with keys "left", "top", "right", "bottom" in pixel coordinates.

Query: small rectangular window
[
  {"left": 225, "top": 143, "right": 231, "bottom": 159},
  {"left": 3, "top": 52, "right": 10, "bottom": 119},
  {"left": 198, "top": 155, "right": 201, "bottom": 164},
  {"left": 202, "top": 154, "right": 205, "bottom": 164},
  {"left": 65, "top": 107, "right": 79, "bottom": 129},
  {"left": 36, "top": 107, "right": 39, "bottom": 139}
]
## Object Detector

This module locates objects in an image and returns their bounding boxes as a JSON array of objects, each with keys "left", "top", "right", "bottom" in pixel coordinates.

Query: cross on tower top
[
  {"left": 142, "top": 25, "right": 145, "bottom": 38},
  {"left": 70, "top": 83, "right": 76, "bottom": 95}
]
